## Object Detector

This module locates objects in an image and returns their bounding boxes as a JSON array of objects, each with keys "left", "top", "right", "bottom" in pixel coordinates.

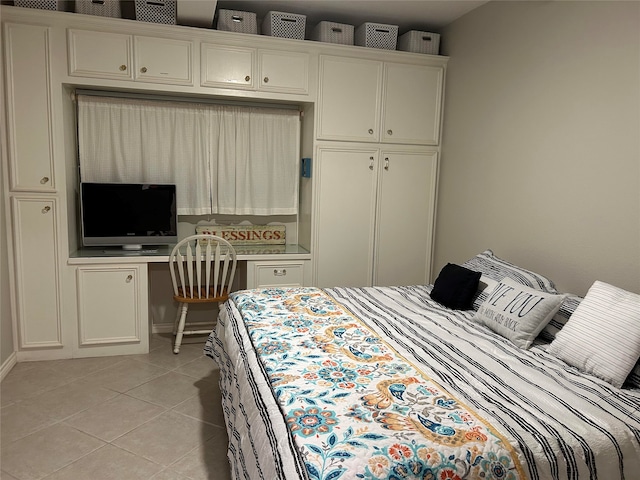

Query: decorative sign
[{"left": 195, "top": 225, "right": 286, "bottom": 245}]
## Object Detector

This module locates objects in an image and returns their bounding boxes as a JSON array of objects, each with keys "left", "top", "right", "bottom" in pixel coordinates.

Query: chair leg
[
  {"left": 174, "top": 303, "right": 189, "bottom": 354},
  {"left": 172, "top": 304, "right": 182, "bottom": 336}
]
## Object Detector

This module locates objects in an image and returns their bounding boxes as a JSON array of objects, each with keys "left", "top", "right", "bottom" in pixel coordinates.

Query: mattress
[{"left": 205, "top": 285, "right": 640, "bottom": 480}]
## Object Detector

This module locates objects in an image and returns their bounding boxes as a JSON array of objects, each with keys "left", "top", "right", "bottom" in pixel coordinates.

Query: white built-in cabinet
[
  {"left": 2, "top": 5, "right": 446, "bottom": 360},
  {"left": 75, "top": 265, "right": 149, "bottom": 355},
  {"left": 4, "top": 23, "right": 55, "bottom": 191},
  {"left": 68, "top": 29, "right": 193, "bottom": 85},
  {"left": 317, "top": 55, "right": 444, "bottom": 145},
  {"left": 4, "top": 22, "right": 64, "bottom": 353},
  {"left": 10, "top": 197, "right": 63, "bottom": 349},
  {"left": 314, "top": 147, "right": 438, "bottom": 287},
  {"left": 201, "top": 44, "right": 309, "bottom": 95}
]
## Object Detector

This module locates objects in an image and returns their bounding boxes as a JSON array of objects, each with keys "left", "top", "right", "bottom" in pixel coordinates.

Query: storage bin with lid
[
  {"left": 398, "top": 30, "right": 441, "bottom": 55},
  {"left": 217, "top": 9, "right": 258, "bottom": 34},
  {"left": 311, "top": 21, "right": 354, "bottom": 45},
  {"left": 355, "top": 22, "right": 398, "bottom": 50},
  {"left": 262, "top": 11, "right": 306, "bottom": 40}
]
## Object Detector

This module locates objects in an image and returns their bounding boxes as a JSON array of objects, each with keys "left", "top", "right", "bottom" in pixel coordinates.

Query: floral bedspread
[{"left": 231, "top": 287, "right": 525, "bottom": 480}]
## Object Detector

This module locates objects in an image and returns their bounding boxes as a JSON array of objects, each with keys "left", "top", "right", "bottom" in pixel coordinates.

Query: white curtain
[{"left": 77, "top": 95, "right": 300, "bottom": 215}]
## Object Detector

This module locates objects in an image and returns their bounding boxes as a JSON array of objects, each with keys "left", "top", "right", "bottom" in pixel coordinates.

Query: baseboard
[{"left": 0, "top": 351, "right": 17, "bottom": 382}]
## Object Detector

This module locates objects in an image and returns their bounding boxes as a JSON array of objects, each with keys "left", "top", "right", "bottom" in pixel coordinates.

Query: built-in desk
[
  {"left": 69, "top": 243, "right": 311, "bottom": 264},
  {"left": 66, "top": 244, "right": 312, "bottom": 358}
]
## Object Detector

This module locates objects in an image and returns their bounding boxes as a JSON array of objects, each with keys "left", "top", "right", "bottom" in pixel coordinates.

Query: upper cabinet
[
  {"left": 4, "top": 23, "right": 55, "bottom": 192},
  {"left": 68, "top": 29, "right": 193, "bottom": 86},
  {"left": 201, "top": 43, "right": 309, "bottom": 95},
  {"left": 317, "top": 55, "right": 444, "bottom": 145}
]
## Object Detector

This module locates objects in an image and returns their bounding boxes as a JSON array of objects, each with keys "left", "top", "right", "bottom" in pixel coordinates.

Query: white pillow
[
  {"left": 474, "top": 277, "right": 566, "bottom": 349},
  {"left": 547, "top": 281, "right": 640, "bottom": 388}
]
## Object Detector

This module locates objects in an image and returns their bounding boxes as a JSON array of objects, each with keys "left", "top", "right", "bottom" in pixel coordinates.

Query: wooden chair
[{"left": 169, "top": 234, "right": 237, "bottom": 354}]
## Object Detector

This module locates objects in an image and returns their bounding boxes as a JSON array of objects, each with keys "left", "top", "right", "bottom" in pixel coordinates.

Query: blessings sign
[{"left": 195, "top": 225, "right": 286, "bottom": 245}]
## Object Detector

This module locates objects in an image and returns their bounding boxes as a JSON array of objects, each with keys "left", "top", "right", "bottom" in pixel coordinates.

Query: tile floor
[{"left": 0, "top": 334, "right": 231, "bottom": 480}]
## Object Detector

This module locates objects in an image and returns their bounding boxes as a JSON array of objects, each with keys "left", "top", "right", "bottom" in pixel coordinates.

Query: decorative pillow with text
[{"left": 474, "top": 277, "right": 566, "bottom": 349}]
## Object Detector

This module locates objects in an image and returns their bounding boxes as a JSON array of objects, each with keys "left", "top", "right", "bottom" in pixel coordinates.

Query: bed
[{"left": 204, "top": 250, "right": 640, "bottom": 480}]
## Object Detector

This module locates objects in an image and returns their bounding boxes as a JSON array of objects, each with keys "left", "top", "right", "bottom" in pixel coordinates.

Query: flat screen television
[{"left": 80, "top": 182, "right": 178, "bottom": 251}]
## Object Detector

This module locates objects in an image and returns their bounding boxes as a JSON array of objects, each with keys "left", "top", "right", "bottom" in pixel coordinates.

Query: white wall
[{"left": 435, "top": 0, "right": 640, "bottom": 296}]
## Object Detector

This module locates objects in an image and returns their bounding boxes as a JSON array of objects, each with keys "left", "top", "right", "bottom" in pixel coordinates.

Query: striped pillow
[
  {"left": 539, "top": 294, "right": 583, "bottom": 342},
  {"left": 547, "top": 281, "right": 640, "bottom": 388},
  {"left": 462, "top": 250, "right": 558, "bottom": 310}
]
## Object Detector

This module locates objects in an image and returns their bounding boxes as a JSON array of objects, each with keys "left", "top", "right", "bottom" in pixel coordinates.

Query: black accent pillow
[{"left": 430, "top": 263, "right": 482, "bottom": 310}]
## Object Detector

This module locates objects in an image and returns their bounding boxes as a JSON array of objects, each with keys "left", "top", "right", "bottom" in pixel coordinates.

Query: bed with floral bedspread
[{"left": 204, "top": 252, "right": 640, "bottom": 480}]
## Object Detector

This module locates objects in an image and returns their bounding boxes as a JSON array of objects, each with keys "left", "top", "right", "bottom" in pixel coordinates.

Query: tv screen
[{"left": 80, "top": 182, "right": 178, "bottom": 250}]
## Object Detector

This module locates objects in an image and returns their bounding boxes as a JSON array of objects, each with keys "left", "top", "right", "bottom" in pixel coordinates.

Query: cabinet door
[
  {"left": 258, "top": 50, "right": 309, "bottom": 95},
  {"left": 134, "top": 36, "right": 193, "bottom": 85},
  {"left": 317, "top": 56, "right": 382, "bottom": 142},
  {"left": 382, "top": 63, "right": 444, "bottom": 145},
  {"left": 374, "top": 150, "right": 438, "bottom": 286},
  {"left": 11, "top": 196, "right": 62, "bottom": 349},
  {"left": 314, "top": 147, "right": 378, "bottom": 287},
  {"left": 68, "top": 29, "right": 133, "bottom": 80},
  {"left": 4, "top": 23, "right": 55, "bottom": 191},
  {"left": 201, "top": 43, "right": 255, "bottom": 89},
  {"left": 76, "top": 265, "right": 148, "bottom": 348}
]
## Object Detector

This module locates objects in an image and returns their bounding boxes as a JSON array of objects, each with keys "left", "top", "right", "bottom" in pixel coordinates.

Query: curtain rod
[{"left": 73, "top": 88, "right": 302, "bottom": 111}]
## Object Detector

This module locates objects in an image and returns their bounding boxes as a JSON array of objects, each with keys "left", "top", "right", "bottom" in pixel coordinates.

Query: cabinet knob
[
  {"left": 384, "top": 157, "right": 390, "bottom": 170},
  {"left": 263, "top": 77, "right": 269, "bottom": 83},
  {"left": 273, "top": 268, "right": 286, "bottom": 276},
  {"left": 369, "top": 156, "right": 374, "bottom": 170},
  {"left": 387, "top": 129, "right": 393, "bottom": 136},
  {"left": 245, "top": 75, "right": 251, "bottom": 82},
  {"left": 140, "top": 67, "right": 148, "bottom": 73},
  {"left": 126, "top": 274, "right": 133, "bottom": 283},
  {"left": 42, "top": 205, "right": 51, "bottom": 214},
  {"left": 40, "top": 176, "right": 49, "bottom": 184},
  {"left": 119, "top": 64, "right": 127, "bottom": 71},
  {"left": 368, "top": 129, "right": 374, "bottom": 135}
]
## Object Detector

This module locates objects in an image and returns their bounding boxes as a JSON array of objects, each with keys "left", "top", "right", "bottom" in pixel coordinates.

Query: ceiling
[{"left": 181, "top": 0, "right": 489, "bottom": 34}]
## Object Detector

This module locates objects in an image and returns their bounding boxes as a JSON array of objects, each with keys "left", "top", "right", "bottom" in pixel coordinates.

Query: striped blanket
[{"left": 205, "top": 285, "right": 640, "bottom": 480}]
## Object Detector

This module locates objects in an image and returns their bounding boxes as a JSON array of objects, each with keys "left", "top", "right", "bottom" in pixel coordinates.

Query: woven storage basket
[
  {"left": 217, "top": 9, "right": 258, "bottom": 34},
  {"left": 134, "top": 0, "right": 176, "bottom": 24},
  {"left": 311, "top": 21, "right": 353, "bottom": 45},
  {"left": 355, "top": 22, "right": 398, "bottom": 50},
  {"left": 14, "top": 0, "right": 63, "bottom": 10},
  {"left": 397, "top": 30, "right": 441, "bottom": 55},
  {"left": 262, "top": 11, "right": 306, "bottom": 40},
  {"left": 75, "top": 0, "right": 121, "bottom": 18}
]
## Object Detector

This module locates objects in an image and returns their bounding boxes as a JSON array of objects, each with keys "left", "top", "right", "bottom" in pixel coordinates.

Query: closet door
[
  {"left": 5, "top": 23, "right": 55, "bottom": 191},
  {"left": 11, "top": 196, "right": 62, "bottom": 349},
  {"left": 317, "top": 56, "right": 382, "bottom": 142},
  {"left": 382, "top": 63, "right": 444, "bottom": 145},
  {"left": 314, "top": 147, "right": 378, "bottom": 287},
  {"left": 374, "top": 150, "right": 438, "bottom": 287}
]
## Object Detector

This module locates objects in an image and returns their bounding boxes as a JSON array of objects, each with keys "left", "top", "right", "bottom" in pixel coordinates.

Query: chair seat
[{"left": 174, "top": 287, "right": 229, "bottom": 304}]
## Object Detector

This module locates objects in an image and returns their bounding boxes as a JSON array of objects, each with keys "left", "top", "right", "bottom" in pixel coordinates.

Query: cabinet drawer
[{"left": 249, "top": 261, "right": 305, "bottom": 288}]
